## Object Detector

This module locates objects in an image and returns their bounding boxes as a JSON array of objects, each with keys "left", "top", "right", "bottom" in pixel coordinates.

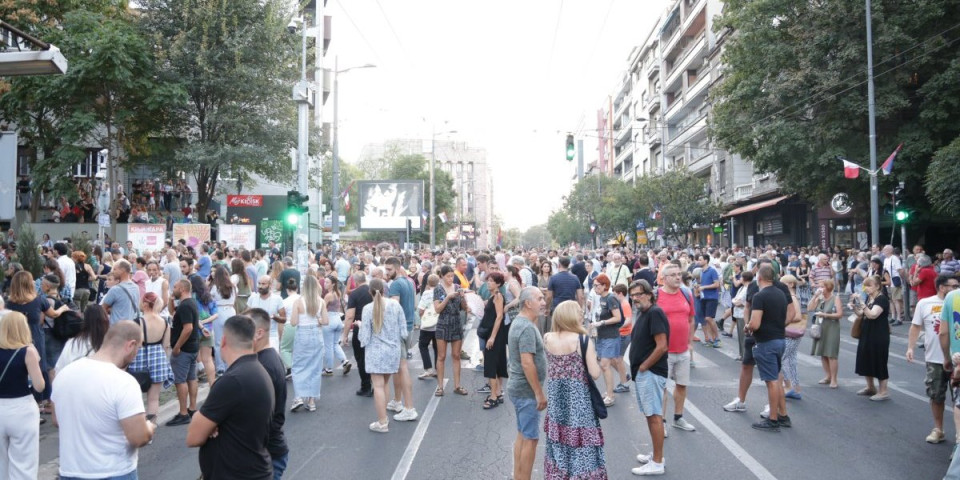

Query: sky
[{"left": 326, "top": 0, "right": 671, "bottom": 230}]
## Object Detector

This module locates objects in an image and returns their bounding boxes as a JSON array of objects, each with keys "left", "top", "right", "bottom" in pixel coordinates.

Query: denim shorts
[
  {"left": 742, "top": 336, "right": 756, "bottom": 366},
  {"left": 510, "top": 395, "right": 540, "bottom": 440},
  {"left": 634, "top": 370, "right": 667, "bottom": 417},
  {"left": 753, "top": 339, "right": 785, "bottom": 382},
  {"left": 170, "top": 351, "right": 198, "bottom": 384},
  {"left": 619, "top": 335, "right": 631, "bottom": 356},
  {"left": 596, "top": 337, "right": 620, "bottom": 359}
]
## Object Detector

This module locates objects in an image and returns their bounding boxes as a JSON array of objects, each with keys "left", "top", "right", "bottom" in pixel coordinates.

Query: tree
[
  {"left": 16, "top": 225, "right": 43, "bottom": 278},
  {"left": 521, "top": 224, "right": 552, "bottom": 249},
  {"left": 562, "top": 174, "right": 639, "bottom": 240},
  {"left": 925, "top": 137, "right": 960, "bottom": 217},
  {"left": 138, "top": 0, "right": 299, "bottom": 221},
  {"left": 0, "top": 3, "right": 166, "bottom": 225},
  {"left": 634, "top": 169, "right": 725, "bottom": 244},
  {"left": 547, "top": 210, "right": 588, "bottom": 247},
  {"left": 711, "top": 0, "right": 960, "bottom": 212}
]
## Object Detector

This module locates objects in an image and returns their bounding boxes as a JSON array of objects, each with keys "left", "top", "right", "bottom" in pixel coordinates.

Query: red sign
[{"left": 227, "top": 195, "right": 263, "bottom": 207}]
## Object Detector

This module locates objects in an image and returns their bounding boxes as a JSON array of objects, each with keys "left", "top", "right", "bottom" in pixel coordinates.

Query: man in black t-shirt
[
  {"left": 746, "top": 264, "right": 790, "bottom": 432},
  {"left": 723, "top": 258, "right": 795, "bottom": 418},
  {"left": 278, "top": 257, "right": 300, "bottom": 299},
  {"left": 188, "top": 315, "right": 274, "bottom": 480},
  {"left": 342, "top": 272, "right": 374, "bottom": 396},
  {"left": 167, "top": 279, "right": 200, "bottom": 426},
  {"left": 632, "top": 254, "right": 658, "bottom": 287},
  {"left": 628, "top": 279, "right": 669, "bottom": 474},
  {"left": 546, "top": 257, "right": 585, "bottom": 313},
  {"left": 246, "top": 308, "right": 289, "bottom": 477}
]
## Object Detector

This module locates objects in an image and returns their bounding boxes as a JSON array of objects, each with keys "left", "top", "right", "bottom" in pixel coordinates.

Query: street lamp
[
  {"left": 331, "top": 56, "right": 376, "bottom": 256},
  {"left": 430, "top": 127, "right": 457, "bottom": 249}
]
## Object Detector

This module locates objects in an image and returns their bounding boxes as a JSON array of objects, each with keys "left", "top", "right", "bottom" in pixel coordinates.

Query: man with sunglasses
[{"left": 908, "top": 274, "right": 959, "bottom": 445}]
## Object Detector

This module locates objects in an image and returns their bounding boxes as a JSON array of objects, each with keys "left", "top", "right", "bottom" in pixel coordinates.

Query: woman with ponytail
[{"left": 359, "top": 278, "right": 407, "bottom": 433}]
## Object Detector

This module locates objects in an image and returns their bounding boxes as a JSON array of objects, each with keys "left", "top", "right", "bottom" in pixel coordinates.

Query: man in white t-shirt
[
  {"left": 247, "top": 275, "right": 285, "bottom": 351},
  {"left": 907, "top": 274, "right": 959, "bottom": 445},
  {"left": 52, "top": 321, "right": 156, "bottom": 479},
  {"left": 883, "top": 245, "right": 905, "bottom": 324}
]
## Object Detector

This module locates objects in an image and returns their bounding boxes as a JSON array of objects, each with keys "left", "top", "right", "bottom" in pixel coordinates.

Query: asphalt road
[{"left": 36, "top": 300, "right": 954, "bottom": 479}]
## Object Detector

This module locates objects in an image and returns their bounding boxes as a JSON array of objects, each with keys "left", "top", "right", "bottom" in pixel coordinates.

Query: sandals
[
  {"left": 818, "top": 378, "right": 830, "bottom": 385},
  {"left": 483, "top": 396, "right": 500, "bottom": 409},
  {"left": 453, "top": 386, "right": 469, "bottom": 396},
  {"left": 434, "top": 387, "right": 444, "bottom": 397},
  {"left": 856, "top": 387, "right": 878, "bottom": 396}
]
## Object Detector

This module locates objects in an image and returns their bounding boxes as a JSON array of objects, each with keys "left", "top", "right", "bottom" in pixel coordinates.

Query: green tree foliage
[
  {"left": 138, "top": 0, "right": 299, "bottom": 220},
  {"left": 521, "top": 224, "right": 552, "bottom": 249},
  {"left": 547, "top": 210, "right": 588, "bottom": 247},
  {"left": 16, "top": 225, "right": 43, "bottom": 278},
  {"left": 562, "top": 174, "right": 639, "bottom": 238},
  {"left": 0, "top": 3, "right": 168, "bottom": 224},
  {"left": 711, "top": 0, "right": 960, "bottom": 211},
  {"left": 634, "top": 169, "right": 725, "bottom": 244},
  {"left": 925, "top": 137, "right": 960, "bottom": 217}
]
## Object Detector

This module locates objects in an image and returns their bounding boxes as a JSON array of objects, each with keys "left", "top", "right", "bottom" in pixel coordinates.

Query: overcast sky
[{"left": 327, "top": 0, "right": 670, "bottom": 230}]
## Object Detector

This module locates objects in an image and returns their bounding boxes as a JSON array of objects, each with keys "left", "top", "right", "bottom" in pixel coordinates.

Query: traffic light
[
  {"left": 285, "top": 190, "right": 309, "bottom": 226},
  {"left": 565, "top": 134, "right": 575, "bottom": 161},
  {"left": 894, "top": 200, "right": 910, "bottom": 222}
]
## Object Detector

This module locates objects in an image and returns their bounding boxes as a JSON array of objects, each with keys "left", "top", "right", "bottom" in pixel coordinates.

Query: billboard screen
[{"left": 358, "top": 180, "right": 424, "bottom": 231}]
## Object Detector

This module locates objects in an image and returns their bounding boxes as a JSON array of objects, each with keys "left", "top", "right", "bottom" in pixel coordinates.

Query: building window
[{"left": 17, "top": 146, "right": 34, "bottom": 176}]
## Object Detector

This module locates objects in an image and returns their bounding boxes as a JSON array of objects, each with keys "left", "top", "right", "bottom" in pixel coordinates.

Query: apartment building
[{"left": 599, "top": 0, "right": 815, "bottom": 247}]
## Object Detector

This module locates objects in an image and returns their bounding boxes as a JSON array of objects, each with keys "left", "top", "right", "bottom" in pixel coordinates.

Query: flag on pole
[
  {"left": 881, "top": 143, "right": 902, "bottom": 176},
  {"left": 421, "top": 210, "right": 429, "bottom": 220},
  {"left": 843, "top": 160, "right": 861, "bottom": 179},
  {"left": 341, "top": 181, "right": 355, "bottom": 211},
  {"left": 438, "top": 211, "right": 448, "bottom": 223},
  {"left": 649, "top": 210, "right": 662, "bottom": 220},
  {"left": 497, "top": 228, "right": 503, "bottom": 247}
]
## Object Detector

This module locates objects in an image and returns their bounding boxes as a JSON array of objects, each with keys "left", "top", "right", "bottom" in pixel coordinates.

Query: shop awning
[{"left": 722, "top": 195, "right": 790, "bottom": 218}]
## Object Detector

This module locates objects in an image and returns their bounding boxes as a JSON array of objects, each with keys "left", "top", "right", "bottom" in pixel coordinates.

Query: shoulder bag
[
  {"left": 850, "top": 313, "right": 863, "bottom": 339},
  {"left": 579, "top": 335, "right": 608, "bottom": 420}
]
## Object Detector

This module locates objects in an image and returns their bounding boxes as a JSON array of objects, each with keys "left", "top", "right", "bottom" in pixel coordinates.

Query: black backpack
[{"left": 53, "top": 310, "right": 84, "bottom": 341}]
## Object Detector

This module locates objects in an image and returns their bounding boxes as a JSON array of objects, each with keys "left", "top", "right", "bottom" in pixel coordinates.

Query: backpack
[{"left": 53, "top": 310, "right": 84, "bottom": 341}]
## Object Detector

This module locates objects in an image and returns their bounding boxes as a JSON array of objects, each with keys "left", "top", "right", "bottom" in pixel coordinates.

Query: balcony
[
  {"left": 687, "top": 148, "right": 713, "bottom": 175},
  {"left": 685, "top": 66, "right": 712, "bottom": 102},
  {"left": 646, "top": 93, "right": 661, "bottom": 113},
  {"left": 664, "top": 34, "right": 706, "bottom": 94},
  {"left": 645, "top": 127, "right": 662, "bottom": 146},
  {"left": 646, "top": 60, "right": 661, "bottom": 79}
]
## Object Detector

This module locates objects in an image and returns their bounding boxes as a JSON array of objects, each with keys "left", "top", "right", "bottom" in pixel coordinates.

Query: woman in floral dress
[{"left": 543, "top": 300, "right": 607, "bottom": 479}]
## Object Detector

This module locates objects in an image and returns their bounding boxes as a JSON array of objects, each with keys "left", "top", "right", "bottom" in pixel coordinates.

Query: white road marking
[
  {"left": 391, "top": 377, "right": 448, "bottom": 480},
  {"left": 682, "top": 399, "right": 778, "bottom": 480}
]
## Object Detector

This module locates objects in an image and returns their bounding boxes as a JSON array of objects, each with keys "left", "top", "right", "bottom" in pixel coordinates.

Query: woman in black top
[
  {"left": 72, "top": 250, "right": 98, "bottom": 313},
  {"left": 0, "top": 311, "right": 47, "bottom": 476},
  {"left": 479, "top": 272, "right": 507, "bottom": 409},
  {"left": 852, "top": 275, "right": 891, "bottom": 401}
]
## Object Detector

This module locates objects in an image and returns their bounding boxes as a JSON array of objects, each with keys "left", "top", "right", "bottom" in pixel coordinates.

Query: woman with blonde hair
[
  {"left": 127, "top": 292, "right": 173, "bottom": 421},
  {"left": 0, "top": 312, "right": 46, "bottom": 479},
  {"left": 289, "top": 274, "right": 328, "bottom": 412},
  {"left": 853, "top": 275, "right": 891, "bottom": 401},
  {"left": 543, "top": 300, "right": 606, "bottom": 479},
  {"left": 809, "top": 278, "right": 843, "bottom": 388},
  {"left": 360, "top": 278, "right": 407, "bottom": 433}
]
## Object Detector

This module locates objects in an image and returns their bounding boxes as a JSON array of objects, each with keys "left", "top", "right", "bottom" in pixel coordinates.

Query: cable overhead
[{"left": 334, "top": 0, "right": 382, "bottom": 62}]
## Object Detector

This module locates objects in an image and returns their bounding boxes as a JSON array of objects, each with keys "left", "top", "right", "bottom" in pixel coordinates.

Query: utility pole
[
  {"left": 865, "top": 0, "right": 880, "bottom": 246},
  {"left": 331, "top": 56, "right": 340, "bottom": 256},
  {"left": 293, "top": 15, "right": 311, "bottom": 275}
]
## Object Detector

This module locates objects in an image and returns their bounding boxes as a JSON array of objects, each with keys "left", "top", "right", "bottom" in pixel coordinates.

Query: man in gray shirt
[
  {"left": 506, "top": 286, "right": 547, "bottom": 480},
  {"left": 163, "top": 249, "right": 182, "bottom": 286},
  {"left": 100, "top": 260, "right": 141, "bottom": 325}
]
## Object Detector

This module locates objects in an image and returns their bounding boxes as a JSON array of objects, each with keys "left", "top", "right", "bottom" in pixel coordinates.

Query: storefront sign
[
  {"left": 830, "top": 193, "right": 853, "bottom": 215},
  {"left": 227, "top": 195, "right": 263, "bottom": 207},
  {"left": 637, "top": 229, "right": 648, "bottom": 245},
  {"left": 819, "top": 221, "right": 830, "bottom": 250}
]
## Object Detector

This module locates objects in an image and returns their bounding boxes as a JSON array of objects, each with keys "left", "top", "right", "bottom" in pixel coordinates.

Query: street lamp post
[
  {"left": 291, "top": 16, "right": 312, "bottom": 275},
  {"left": 330, "top": 56, "right": 375, "bottom": 257},
  {"left": 429, "top": 128, "right": 456, "bottom": 249}
]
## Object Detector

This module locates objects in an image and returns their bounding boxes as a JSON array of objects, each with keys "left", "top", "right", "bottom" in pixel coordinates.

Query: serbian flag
[
  {"left": 344, "top": 193, "right": 351, "bottom": 212},
  {"left": 881, "top": 143, "right": 902, "bottom": 176},
  {"left": 843, "top": 160, "right": 861, "bottom": 179},
  {"left": 438, "top": 211, "right": 448, "bottom": 223}
]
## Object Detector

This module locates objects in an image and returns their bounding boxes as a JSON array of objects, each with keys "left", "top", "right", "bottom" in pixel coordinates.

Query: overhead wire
[{"left": 333, "top": 0, "right": 382, "bottom": 63}]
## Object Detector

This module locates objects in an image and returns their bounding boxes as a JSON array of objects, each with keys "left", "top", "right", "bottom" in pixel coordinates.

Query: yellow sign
[{"left": 637, "top": 229, "right": 648, "bottom": 245}]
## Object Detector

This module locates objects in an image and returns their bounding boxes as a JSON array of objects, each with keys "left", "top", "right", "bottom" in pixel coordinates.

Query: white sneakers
[
  {"left": 760, "top": 404, "right": 770, "bottom": 419},
  {"left": 927, "top": 428, "right": 946, "bottom": 444},
  {"left": 672, "top": 417, "right": 696, "bottom": 431},
  {"left": 387, "top": 399, "right": 404, "bottom": 413},
  {"left": 393, "top": 408, "right": 419, "bottom": 422},
  {"left": 368, "top": 420, "right": 389, "bottom": 433},
  {"left": 633, "top": 453, "right": 665, "bottom": 475},
  {"left": 723, "top": 398, "right": 747, "bottom": 412}
]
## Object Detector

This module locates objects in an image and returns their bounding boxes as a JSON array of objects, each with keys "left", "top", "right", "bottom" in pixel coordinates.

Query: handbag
[
  {"left": 851, "top": 314, "right": 863, "bottom": 339},
  {"left": 127, "top": 319, "right": 152, "bottom": 393},
  {"left": 579, "top": 335, "right": 608, "bottom": 420},
  {"left": 785, "top": 327, "right": 805, "bottom": 339},
  {"left": 808, "top": 317, "right": 822, "bottom": 340}
]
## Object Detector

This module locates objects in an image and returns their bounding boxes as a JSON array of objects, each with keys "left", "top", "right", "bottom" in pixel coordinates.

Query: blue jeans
[
  {"left": 62, "top": 469, "right": 137, "bottom": 480},
  {"left": 322, "top": 313, "right": 346, "bottom": 370},
  {"left": 272, "top": 452, "right": 289, "bottom": 480}
]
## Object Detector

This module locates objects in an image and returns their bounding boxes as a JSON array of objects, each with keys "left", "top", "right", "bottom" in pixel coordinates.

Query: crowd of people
[{"left": 1, "top": 236, "right": 960, "bottom": 478}]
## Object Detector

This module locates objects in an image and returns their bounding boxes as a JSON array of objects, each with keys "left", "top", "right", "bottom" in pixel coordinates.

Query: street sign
[
  {"left": 98, "top": 213, "right": 111, "bottom": 228},
  {"left": 713, "top": 225, "right": 723, "bottom": 233},
  {"left": 636, "top": 219, "right": 646, "bottom": 229},
  {"left": 637, "top": 229, "right": 648, "bottom": 245}
]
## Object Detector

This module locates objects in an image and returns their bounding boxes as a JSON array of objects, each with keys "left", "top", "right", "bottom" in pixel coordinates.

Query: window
[{"left": 17, "top": 146, "right": 34, "bottom": 176}]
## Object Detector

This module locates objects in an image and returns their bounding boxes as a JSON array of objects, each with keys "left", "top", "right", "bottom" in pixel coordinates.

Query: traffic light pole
[
  {"left": 901, "top": 220, "right": 910, "bottom": 321},
  {"left": 294, "top": 17, "right": 310, "bottom": 276}
]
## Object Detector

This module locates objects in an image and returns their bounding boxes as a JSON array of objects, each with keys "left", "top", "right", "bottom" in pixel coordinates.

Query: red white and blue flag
[
  {"left": 881, "top": 143, "right": 902, "bottom": 176},
  {"left": 843, "top": 160, "right": 860, "bottom": 179}
]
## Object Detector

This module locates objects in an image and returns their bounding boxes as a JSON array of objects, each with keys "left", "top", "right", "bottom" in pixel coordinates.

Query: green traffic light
[
  {"left": 565, "top": 134, "right": 575, "bottom": 161},
  {"left": 286, "top": 211, "right": 300, "bottom": 226},
  {"left": 895, "top": 210, "right": 909, "bottom": 221}
]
